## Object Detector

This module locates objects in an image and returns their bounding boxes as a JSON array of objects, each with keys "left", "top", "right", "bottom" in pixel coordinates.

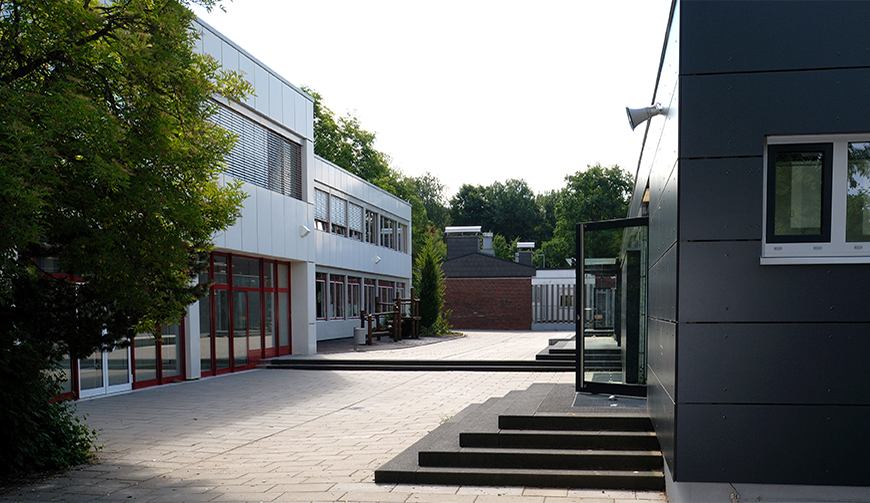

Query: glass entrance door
[
  {"left": 78, "top": 346, "right": 132, "bottom": 398},
  {"left": 575, "top": 217, "right": 648, "bottom": 391}
]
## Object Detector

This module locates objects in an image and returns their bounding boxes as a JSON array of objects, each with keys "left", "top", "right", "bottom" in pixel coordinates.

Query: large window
[
  {"left": 315, "top": 273, "right": 327, "bottom": 320},
  {"left": 329, "top": 275, "right": 345, "bottom": 320},
  {"left": 763, "top": 135, "right": 870, "bottom": 263},
  {"left": 347, "top": 277, "right": 361, "bottom": 319},
  {"left": 380, "top": 216, "right": 395, "bottom": 249},
  {"left": 314, "top": 189, "right": 329, "bottom": 231},
  {"left": 331, "top": 196, "right": 347, "bottom": 236},
  {"left": 349, "top": 203, "right": 364, "bottom": 241},
  {"left": 366, "top": 210, "right": 378, "bottom": 244}
]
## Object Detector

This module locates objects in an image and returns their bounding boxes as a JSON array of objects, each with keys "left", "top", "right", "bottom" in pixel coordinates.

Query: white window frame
[{"left": 762, "top": 134, "right": 870, "bottom": 264}]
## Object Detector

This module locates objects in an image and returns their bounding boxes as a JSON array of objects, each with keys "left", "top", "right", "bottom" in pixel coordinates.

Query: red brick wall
[{"left": 444, "top": 278, "right": 532, "bottom": 330}]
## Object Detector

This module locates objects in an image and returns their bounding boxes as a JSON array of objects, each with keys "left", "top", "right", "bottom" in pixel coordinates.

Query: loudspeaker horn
[{"left": 626, "top": 103, "right": 664, "bottom": 131}]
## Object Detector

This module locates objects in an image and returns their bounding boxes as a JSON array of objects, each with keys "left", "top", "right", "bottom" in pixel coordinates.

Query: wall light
[
  {"left": 374, "top": 255, "right": 382, "bottom": 264},
  {"left": 625, "top": 103, "right": 664, "bottom": 131},
  {"left": 300, "top": 225, "right": 311, "bottom": 238}
]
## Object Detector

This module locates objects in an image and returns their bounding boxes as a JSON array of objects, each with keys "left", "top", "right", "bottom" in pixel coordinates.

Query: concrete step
[
  {"left": 261, "top": 359, "right": 574, "bottom": 372},
  {"left": 419, "top": 447, "right": 663, "bottom": 471},
  {"left": 460, "top": 429, "right": 660, "bottom": 451},
  {"left": 499, "top": 414, "right": 653, "bottom": 432},
  {"left": 374, "top": 466, "right": 665, "bottom": 491}
]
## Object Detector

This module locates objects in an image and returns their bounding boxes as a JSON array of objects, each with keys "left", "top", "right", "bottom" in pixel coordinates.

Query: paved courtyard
[{"left": 2, "top": 331, "right": 666, "bottom": 503}]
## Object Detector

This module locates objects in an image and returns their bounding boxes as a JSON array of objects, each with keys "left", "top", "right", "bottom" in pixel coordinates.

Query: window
[
  {"left": 763, "top": 135, "right": 870, "bottom": 264},
  {"left": 330, "top": 196, "right": 347, "bottom": 236},
  {"left": 347, "top": 277, "right": 361, "bottom": 318},
  {"left": 314, "top": 189, "right": 329, "bottom": 231},
  {"left": 378, "top": 280, "right": 394, "bottom": 311},
  {"left": 315, "top": 273, "right": 327, "bottom": 319},
  {"left": 380, "top": 216, "right": 395, "bottom": 249},
  {"left": 366, "top": 210, "right": 378, "bottom": 244},
  {"left": 349, "top": 203, "right": 364, "bottom": 241},
  {"left": 397, "top": 223, "right": 407, "bottom": 253},
  {"left": 329, "top": 275, "right": 345, "bottom": 319},
  {"left": 364, "top": 279, "right": 376, "bottom": 315}
]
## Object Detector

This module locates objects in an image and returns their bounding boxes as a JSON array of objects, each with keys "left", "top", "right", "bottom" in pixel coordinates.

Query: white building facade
[{"left": 67, "top": 19, "right": 412, "bottom": 398}]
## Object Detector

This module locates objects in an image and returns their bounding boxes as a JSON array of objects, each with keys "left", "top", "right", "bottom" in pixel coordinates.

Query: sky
[{"left": 191, "top": 1, "right": 674, "bottom": 198}]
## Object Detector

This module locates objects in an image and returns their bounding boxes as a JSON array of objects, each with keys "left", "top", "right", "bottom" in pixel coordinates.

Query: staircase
[
  {"left": 375, "top": 383, "right": 664, "bottom": 491},
  {"left": 535, "top": 338, "right": 623, "bottom": 372}
]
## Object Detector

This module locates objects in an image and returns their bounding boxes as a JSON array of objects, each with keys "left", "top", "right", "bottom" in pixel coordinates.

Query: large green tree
[
  {"left": 0, "top": 0, "right": 249, "bottom": 475},
  {"left": 541, "top": 164, "right": 633, "bottom": 266}
]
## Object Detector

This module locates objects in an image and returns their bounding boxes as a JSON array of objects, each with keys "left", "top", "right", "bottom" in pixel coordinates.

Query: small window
[
  {"left": 766, "top": 143, "right": 832, "bottom": 243},
  {"left": 763, "top": 135, "right": 870, "bottom": 264},
  {"left": 366, "top": 210, "right": 378, "bottom": 244},
  {"left": 314, "top": 189, "right": 329, "bottom": 232},
  {"left": 329, "top": 275, "right": 345, "bottom": 319},
  {"left": 330, "top": 196, "right": 347, "bottom": 237},
  {"left": 349, "top": 204, "right": 364, "bottom": 241},
  {"left": 315, "top": 273, "right": 326, "bottom": 320}
]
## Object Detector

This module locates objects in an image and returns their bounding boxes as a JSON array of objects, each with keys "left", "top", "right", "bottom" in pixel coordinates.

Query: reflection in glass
[
  {"left": 847, "top": 142, "right": 870, "bottom": 242},
  {"left": 79, "top": 352, "right": 103, "bottom": 390},
  {"left": 232, "top": 257, "right": 260, "bottom": 288},
  {"left": 774, "top": 151, "right": 824, "bottom": 236},
  {"left": 107, "top": 346, "right": 129, "bottom": 386},
  {"left": 214, "top": 255, "right": 228, "bottom": 284},
  {"left": 248, "top": 291, "right": 261, "bottom": 352},
  {"left": 264, "top": 292, "right": 275, "bottom": 349},
  {"left": 134, "top": 333, "right": 157, "bottom": 382},
  {"left": 233, "top": 291, "right": 248, "bottom": 366},
  {"left": 58, "top": 355, "right": 73, "bottom": 394},
  {"left": 215, "top": 290, "right": 230, "bottom": 370},
  {"left": 277, "top": 263, "right": 288, "bottom": 289},
  {"left": 161, "top": 324, "right": 181, "bottom": 378},
  {"left": 199, "top": 293, "right": 212, "bottom": 373}
]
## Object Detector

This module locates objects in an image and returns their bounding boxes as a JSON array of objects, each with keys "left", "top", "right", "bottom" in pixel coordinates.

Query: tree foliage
[
  {"left": 0, "top": 0, "right": 249, "bottom": 475},
  {"left": 413, "top": 231, "right": 449, "bottom": 333}
]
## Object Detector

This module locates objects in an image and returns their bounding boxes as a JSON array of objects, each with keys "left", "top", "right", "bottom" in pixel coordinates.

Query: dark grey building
[{"left": 626, "top": 1, "right": 870, "bottom": 500}]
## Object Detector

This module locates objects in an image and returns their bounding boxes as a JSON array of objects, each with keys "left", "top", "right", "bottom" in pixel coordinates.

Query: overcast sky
[{"left": 192, "top": 0, "right": 673, "bottom": 198}]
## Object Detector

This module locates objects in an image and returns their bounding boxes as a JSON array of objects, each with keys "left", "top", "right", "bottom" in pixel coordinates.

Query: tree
[
  {"left": 413, "top": 231, "right": 449, "bottom": 334},
  {"left": 0, "top": 0, "right": 249, "bottom": 475},
  {"left": 541, "top": 164, "right": 633, "bottom": 266},
  {"left": 485, "top": 179, "right": 541, "bottom": 242},
  {"left": 449, "top": 184, "right": 491, "bottom": 230},
  {"left": 413, "top": 172, "right": 451, "bottom": 231}
]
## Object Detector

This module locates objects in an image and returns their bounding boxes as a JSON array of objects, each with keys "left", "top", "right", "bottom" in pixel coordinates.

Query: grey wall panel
[
  {"left": 679, "top": 323, "right": 870, "bottom": 405},
  {"left": 648, "top": 318, "right": 676, "bottom": 403},
  {"left": 680, "top": 68, "right": 870, "bottom": 160},
  {"left": 681, "top": 1, "right": 870, "bottom": 76},
  {"left": 647, "top": 366, "right": 675, "bottom": 474},
  {"left": 676, "top": 404, "right": 870, "bottom": 485},
  {"left": 649, "top": 162, "right": 678, "bottom": 265},
  {"left": 649, "top": 245, "right": 677, "bottom": 322},
  {"left": 679, "top": 241, "right": 870, "bottom": 323},
  {"left": 679, "top": 157, "right": 763, "bottom": 241}
]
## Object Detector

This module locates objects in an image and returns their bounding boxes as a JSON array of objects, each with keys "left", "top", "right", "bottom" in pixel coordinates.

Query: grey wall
[{"left": 669, "top": 0, "right": 870, "bottom": 486}]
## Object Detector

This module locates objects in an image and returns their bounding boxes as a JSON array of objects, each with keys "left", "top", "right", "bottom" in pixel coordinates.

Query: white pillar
[{"left": 291, "top": 260, "right": 317, "bottom": 355}]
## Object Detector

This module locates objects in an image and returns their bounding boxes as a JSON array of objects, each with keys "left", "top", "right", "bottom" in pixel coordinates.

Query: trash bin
[{"left": 353, "top": 327, "right": 366, "bottom": 346}]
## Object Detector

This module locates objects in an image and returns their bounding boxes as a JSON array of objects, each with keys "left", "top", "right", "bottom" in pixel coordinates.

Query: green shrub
[
  {"left": 0, "top": 342, "right": 97, "bottom": 478},
  {"left": 414, "top": 233, "right": 451, "bottom": 334}
]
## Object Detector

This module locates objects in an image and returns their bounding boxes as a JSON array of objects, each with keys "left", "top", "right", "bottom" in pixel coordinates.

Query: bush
[
  {"left": 0, "top": 342, "right": 97, "bottom": 478},
  {"left": 414, "top": 233, "right": 451, "bottom": 334}
]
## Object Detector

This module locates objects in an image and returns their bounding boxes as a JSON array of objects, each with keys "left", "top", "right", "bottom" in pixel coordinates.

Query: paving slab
[{"left": 1, "top": 330, "right": 664, "bottom": 503}]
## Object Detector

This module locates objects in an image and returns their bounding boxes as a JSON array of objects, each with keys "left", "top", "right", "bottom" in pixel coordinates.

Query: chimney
[
  {"left": 515, "top": 241, "right": 535, "bottom": 267},
  {"left": 445, "top": 226, "right": 482, "bottom": 261},
  {"left": 481, "top": 232, "right": 494, "bottom": 256}
]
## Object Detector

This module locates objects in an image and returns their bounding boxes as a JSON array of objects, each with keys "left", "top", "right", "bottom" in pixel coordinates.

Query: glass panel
[
  {"left": 248, "top": 291, "right": 261, "bottom": 352},
  {"left": 847, "top": 142, "right": 870, "bottom": 242},
  {"left": 107, "top": 346, "right": 129, "bottom": 386},
  {"left": 773, "top": 150, "right": 824, "bottom": 236},
  {"left": 214, "top": 255, "right": 228, "bottom": 284},
  {"left": 279, "top": 292, "right": 290, "bottom": 347},
  {"left": 233, "top": 291, "right": 248, "bottom": 366},
  {"left": 134, "top": 333, "right": 157, "bottom": 382},
  {"left": 215, "top": 290, "right": 230, "bottom": 370},
  {"left": 79, "top": 351, "right": 103, "bottom": 390},
  {"left": 316, "top": 277, "right": 326, "bottom": 319},
  {"left": 199, "top": 293, "right": 212, "bottom": 373},
  {"left": 277, "top": 263, "right": 288, "bottom": 289},
  {"left": 232, "top": 257, "right": 260, "bottom": 288},
  {"left": 58, "top": 355, "right": 73, "bottom": 394},
  {"left": 264, "top": 292, "right": 276, "bottom": 349},
  {"left": 161, "top": 324, "right": 181, "bottom": 378},
  {"left": 263, "top": 262, "right": 274, "bottom": 288}
]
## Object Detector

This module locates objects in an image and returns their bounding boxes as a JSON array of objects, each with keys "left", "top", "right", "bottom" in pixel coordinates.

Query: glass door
[
  {"left": 78, "top": 346, "right": 132, "bottom": 398},
  {"left": 575, "top": 217, "right": 648, "bottom": 391}
]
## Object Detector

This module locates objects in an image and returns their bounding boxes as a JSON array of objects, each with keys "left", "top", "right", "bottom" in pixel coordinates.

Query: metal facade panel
[
  {"left": 679, "top": 157, "right": 763, "bottom": 241},
  {"left": 679, "top": 323, "right": 870, "bottom": 405},
  {"left": 648, "top": 244, "right": 677, "bottom": 322},
  {"left": 680, "top": 68, "right": 870, "bottom": 159},
  {"left": 677, "top": 404, "right": 870, "bottom": 485},
  {"left": 649, "top": 165, "right": 678, "bottom": 265},
  {"left": 648, "top": 318, "right": 676, "bottom": 405},
  {"left": 679, "top": 240, "right": 870, "bottom": 322},
  {"left": 647, "top": 366, "right": 675, "bottom": 474},
  {"left": 681, "top": 1, "right": 870, "bottom": 75}
]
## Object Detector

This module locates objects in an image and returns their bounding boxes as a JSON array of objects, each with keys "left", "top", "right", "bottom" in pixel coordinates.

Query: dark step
[
  {"left": 261, "top": 359, "right": 574, "bottom": 372},
  {"left": 499, "top": 414, "right": 653, "bottom": 432},
  {"left": 460, "top": 430, "right": 660, "bottom": 451},
  {"left": 374, "top": 466, "right": 664, "bottom": 491},
  {"left": 419, "top": 447, "right": 663, "bottom": 471}
]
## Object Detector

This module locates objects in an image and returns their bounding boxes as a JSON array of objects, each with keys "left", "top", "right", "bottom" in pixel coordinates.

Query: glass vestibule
[
  {"left": 575, "top": 217, "right": 648, "bottom": 392},
  {"left": 200, "top": 253, "right": 291, "bottom": 377}
]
